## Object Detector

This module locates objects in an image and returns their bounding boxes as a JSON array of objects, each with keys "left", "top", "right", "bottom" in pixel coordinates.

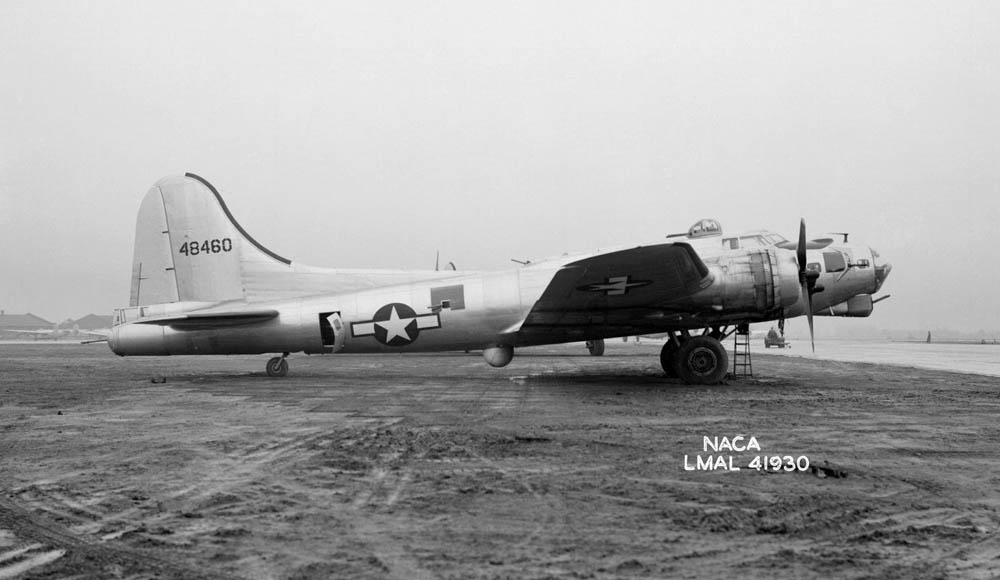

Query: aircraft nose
[{"left": 872, "top": 248, "right": 891, "bottom": 293}]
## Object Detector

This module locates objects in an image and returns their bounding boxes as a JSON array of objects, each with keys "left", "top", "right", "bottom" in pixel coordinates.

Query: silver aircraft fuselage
[
  {"left": 110, "top": 239, "right": 886, "bottom": 356},
  {"left": 107, "top": 174, "right": 891, "bottom": 383}
]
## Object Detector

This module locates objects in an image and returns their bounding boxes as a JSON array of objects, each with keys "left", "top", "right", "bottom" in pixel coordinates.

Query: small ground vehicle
[{"left": 764, "top": 328, "right": 788, "bottom": 348}]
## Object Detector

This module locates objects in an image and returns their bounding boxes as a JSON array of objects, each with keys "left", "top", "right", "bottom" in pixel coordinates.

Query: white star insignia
[
  {"left": 376, "top": 305, "right": 415, "bottom": 343},
  {"left": 351, "top": 302, "right": 443, "bottom": 345}
]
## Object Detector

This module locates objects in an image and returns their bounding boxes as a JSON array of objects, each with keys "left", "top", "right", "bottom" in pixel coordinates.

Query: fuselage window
[
  {"left": 807, "top": 262, "right": 821, "bottom": 273},
  {"left": 723, "top": 238, "right": 739, "bottom": 249},
  {"left": 823, "top": 251, "right": 847, "bottom": 273}
]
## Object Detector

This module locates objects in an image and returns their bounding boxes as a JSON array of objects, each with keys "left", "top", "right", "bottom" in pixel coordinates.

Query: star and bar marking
[
  {"left": 351, "top": 303, "right": 441, "bottom": 346},
  {"left": 578, "top": 275, "right": 652, "bottom": 296}
]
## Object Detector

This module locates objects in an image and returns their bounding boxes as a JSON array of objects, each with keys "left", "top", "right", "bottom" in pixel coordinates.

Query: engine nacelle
[
  {"left": 693, "top": 248, "right": 800, "bottom": 319},
  {"left": 815, "top": 294, "right": 874, "bottom": 317}
]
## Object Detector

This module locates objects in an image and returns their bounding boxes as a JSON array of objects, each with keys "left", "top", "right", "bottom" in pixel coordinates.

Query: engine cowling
[
  {"left": 815, "top": 294, "right": 874, "bottom": 317},
  {"left": 694, "top": 248, "right": 800, "bottom": 320}
]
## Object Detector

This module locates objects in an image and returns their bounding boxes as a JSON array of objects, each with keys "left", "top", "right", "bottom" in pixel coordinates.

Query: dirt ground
[{"left": 1, "top": 342, "right": 999, "bottom": 579}]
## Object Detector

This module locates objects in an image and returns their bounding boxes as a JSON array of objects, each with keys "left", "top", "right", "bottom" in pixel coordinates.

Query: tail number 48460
[{"left": 179, "top": 238, "right": 233, "bottom": 256}]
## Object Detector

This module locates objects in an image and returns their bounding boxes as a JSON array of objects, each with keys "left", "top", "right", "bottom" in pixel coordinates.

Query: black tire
[
  {"left": 266, "top": 357, "right": 288, "bottom": 377},
  {"left": 586, "top": 339, "right": 605, "bottom": 356},
  {"left": 659, "top": 340, "right": 680, "bottom": 377},
  {"left": 675, "top": 336, "right": 728, "bottom": 385}
]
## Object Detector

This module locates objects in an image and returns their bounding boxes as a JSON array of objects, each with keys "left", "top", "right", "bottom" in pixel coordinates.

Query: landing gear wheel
[
  {"left": 266, "top": 356, "right": 288, "bottom": 377},
  {"left": 586, "top": 339, "right": 605, "bottom": 356},
  {"left": 675, "top": 336, "right": 728, "bottom": 385},
  {"left": 660, "top": 341, "right": 680, "bottom": 377}
]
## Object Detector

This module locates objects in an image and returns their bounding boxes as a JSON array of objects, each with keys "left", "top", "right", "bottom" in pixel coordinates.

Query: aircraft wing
[
  {"left": 6, "top": 329, "right": 55, "bottom": 336},
  {"left": 517, "top": 243, "right": 712, "bottom": 340},
  {"left": 134, "top": 309, "right": 279, "bottom": 329}
]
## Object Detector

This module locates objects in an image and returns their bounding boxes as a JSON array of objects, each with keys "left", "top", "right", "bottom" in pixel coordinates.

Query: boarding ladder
[{"left": 731, "top": 324, "right": 752, "bottom": 378}]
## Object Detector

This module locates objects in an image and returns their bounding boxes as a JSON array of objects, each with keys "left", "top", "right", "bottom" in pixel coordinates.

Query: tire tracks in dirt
[{"left": 0, "top": 493, "right": 232, "bottom": 579}]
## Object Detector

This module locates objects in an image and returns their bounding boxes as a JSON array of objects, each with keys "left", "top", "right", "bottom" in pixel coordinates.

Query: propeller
[{"left": 796, "top": 219, "right": 819, "bottom": 352}]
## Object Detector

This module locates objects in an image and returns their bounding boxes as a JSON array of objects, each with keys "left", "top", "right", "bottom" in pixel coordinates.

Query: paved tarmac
[
  {"left": 1, "top": 342, "right": 998, "bottom": 579},
  {"left": 763, "top": 339, "right": 1000, "bottom": 377}
]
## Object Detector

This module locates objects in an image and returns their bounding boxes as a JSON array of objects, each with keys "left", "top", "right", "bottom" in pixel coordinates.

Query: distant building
[
  {"left": 72, "top": 314, "right": 113, "bottom": 330},
  {"left": 0, "top": 311, "right": 55, "bottom": 339}
]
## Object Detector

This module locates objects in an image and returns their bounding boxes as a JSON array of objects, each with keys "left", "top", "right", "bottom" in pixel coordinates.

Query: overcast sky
[{"left": 1, "top": 1, "right": 997, "bottom": 333}]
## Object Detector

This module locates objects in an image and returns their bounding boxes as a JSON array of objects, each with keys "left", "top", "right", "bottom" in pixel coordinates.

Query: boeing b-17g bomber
[{"left": 109, "top": 174, "right": 892, "bottom": 384}]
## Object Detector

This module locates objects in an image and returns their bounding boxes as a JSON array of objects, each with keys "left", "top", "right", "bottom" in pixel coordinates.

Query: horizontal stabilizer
[{"left": 134, "top": 309, "right": 279, "bottom": 329}]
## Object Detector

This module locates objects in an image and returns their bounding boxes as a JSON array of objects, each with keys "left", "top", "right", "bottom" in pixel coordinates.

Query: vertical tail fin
[{"left": 129, "top": 173, "right": 291, "bottom": 307}]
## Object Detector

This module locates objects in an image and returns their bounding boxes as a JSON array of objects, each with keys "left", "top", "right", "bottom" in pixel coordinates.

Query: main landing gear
[
  {"left": 661, "top": 329, "right": 730, "bottom": 385},
  {"left": 266, "top": 352, "right": 290, "bottom": 377}
]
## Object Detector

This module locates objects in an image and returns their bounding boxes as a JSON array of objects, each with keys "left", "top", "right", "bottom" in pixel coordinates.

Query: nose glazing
[{"left": 871, "top": 247, "right": 891, "bottom": 293}]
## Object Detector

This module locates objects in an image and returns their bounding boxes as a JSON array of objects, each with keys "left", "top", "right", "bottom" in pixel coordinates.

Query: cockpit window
[
  {"left": 807, "top": 262, "right": 821, "bottom": 273},
  {"left": 823, "top": 251, "right": 847, "bottom": 273}
]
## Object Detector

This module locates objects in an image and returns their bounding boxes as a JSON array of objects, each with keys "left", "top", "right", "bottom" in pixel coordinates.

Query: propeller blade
[
  {"left": 797, "top": 219, "right": 815, "bottom": 352},
  {"left": 797, "top": 218, "right": 807, "bottom": 274},
  {"left": 799, "top": 279, "right": 815, "bottom": 352},
  {"left": 806, "top": 291, "right": 815, "bottom": 353}
]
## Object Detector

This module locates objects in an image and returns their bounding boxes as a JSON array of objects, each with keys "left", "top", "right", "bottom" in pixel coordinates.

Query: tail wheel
[
  {"left": 659, "top": 340, "right": 680, "bottom": 377},
  {"left": 676, "top": 336, "right": 728, "bottom": 385},
  {"left": 586, "top": 339, "right": 605, "bottom": 356},
  {"left": 266, "top": 356, "right": 288, "bottom": 377}
]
